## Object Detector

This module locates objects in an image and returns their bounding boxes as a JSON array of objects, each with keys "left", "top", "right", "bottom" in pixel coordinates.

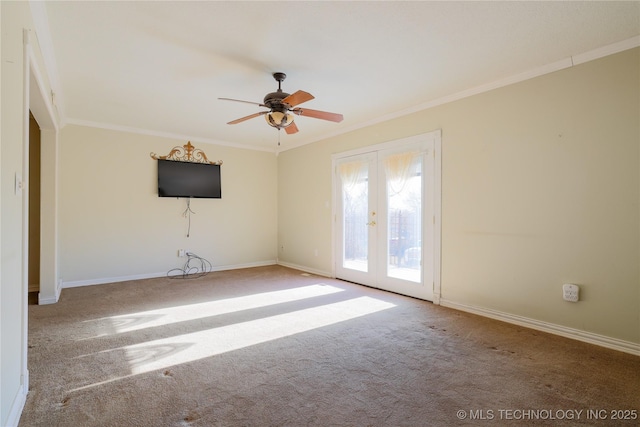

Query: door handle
[{"left": 367, "top": 211, "right": 376, "bottom": 226}]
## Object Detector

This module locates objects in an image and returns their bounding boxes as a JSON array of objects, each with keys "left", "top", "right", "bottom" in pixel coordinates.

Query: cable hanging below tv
[{"left": 150, "top": 141, "right": 223, "bottom": 199}]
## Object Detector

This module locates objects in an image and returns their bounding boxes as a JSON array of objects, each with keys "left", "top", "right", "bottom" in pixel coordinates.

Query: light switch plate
[{"left": 14, "top": 173, "right": 23, "bottom": 195}]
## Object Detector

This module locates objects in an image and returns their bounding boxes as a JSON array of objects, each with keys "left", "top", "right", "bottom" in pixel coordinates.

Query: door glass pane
[
  {"left": 386, "top": 154, "right": 422, "bottom": 282},
  {"left": 340, "top": 161, "right": 369, "bottom": 272}
]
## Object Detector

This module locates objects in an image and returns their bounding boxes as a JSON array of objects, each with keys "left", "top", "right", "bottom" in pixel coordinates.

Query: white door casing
[{"left": 333, "top": 131, "right": 441, "bottom": 302}]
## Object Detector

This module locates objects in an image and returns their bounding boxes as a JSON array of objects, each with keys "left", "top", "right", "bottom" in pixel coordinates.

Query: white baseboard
[
  {"left": 440, "top": 299, "right": 640, "bottom": 357},
  {"left": 62, "top": 271, "right": 169, "bottom": 288},
  {"left": 38, "top": 293, "right": 58, "bottom": 305},
  {"left": 6, "top": 381, "right": 27, "bottom": 427},
  {"left": 276, "top": 260, "right": 332, "bottom": 278},
  {"left": 61, "top": 260, "right": 278, "bottom": 289},
  {"left": 37, "top": 279, "right": 62, "bottom": 305},
  {"left": 210, "top": 260, "right": 277, "bottom": 272}
]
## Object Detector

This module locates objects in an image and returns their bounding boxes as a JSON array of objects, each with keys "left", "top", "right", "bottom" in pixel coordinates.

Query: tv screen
[{"left": 157, "top": 159, "right": 221, "bottom": 198}]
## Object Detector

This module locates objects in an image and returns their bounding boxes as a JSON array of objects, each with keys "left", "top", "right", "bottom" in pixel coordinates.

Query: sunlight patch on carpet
[
  {"left": 122, "top": 296, "right": 395, "bottom": 375},
  {"left": 81, "top": 284, "right": 344, "bottom": 338}
]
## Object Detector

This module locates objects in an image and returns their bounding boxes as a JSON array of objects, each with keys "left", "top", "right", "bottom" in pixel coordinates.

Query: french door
[{"left": 334, "top": 132, "right": 439, "bottom": 301}]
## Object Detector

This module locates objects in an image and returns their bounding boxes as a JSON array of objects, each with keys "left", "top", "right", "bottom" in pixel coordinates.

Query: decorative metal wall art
[{"left": 150, "top": 141, "right": 223, "bottom": 165}]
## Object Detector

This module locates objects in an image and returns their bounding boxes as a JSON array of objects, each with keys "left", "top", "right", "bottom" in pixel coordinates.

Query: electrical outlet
[
  {"left": 178, "top": 249, "right": 186, "bottom": 257},
  {"left": 562, "top": 284, "right": 579, "bottom": 302}
]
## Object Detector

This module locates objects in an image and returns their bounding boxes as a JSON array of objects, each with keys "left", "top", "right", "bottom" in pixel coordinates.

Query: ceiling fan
[{"left": 219, "top": 72, "right": 343, "bottom": 135}]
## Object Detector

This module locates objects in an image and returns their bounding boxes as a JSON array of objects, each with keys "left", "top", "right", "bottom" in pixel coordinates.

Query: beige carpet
[{"left": 20, "top": 265, "right": 639, "bottom": 426}]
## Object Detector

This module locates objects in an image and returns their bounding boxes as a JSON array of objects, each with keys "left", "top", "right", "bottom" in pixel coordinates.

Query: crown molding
[
  {"left": 64, "top": 118, "right": 276, "bottom": 153},
  {"left": 280, "top": 36, "right": 640, "bottom": 153},
  {"left": 573, "top": 35, "right": 640, "bottom": 65}
]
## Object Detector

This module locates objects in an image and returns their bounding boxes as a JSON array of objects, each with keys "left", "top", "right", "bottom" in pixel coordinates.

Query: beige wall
[
  {"left": 59, "top": 125, "right": 278, "bottom": 284},
  {"left": 278, "top": 48, "right": 640, "bottom": 345}
]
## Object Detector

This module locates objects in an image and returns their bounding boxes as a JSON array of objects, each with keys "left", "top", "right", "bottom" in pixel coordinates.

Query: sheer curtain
[
  {"left": 384, "top": 151, "right": 419, "bottom": 195},
  {"left": 339, "top": 160, "right": 367, "bottom": 195}
]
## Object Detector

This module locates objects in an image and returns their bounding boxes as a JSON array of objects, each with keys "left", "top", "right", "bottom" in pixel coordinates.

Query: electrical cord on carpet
[{"left": 167, "top": 252, "right": 212, "bottom": 279}]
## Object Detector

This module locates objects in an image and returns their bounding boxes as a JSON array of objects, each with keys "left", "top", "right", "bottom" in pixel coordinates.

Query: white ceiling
[{"left": 35, "top": 1, "right": 640, "bottom": 152}]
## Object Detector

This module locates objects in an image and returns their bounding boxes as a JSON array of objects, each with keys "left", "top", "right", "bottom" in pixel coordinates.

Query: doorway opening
[{"left": 28, "top": 111, "right": 42, "bottom": 299}]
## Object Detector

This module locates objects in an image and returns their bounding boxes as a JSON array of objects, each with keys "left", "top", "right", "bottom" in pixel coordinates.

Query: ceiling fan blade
[
  {"left": 292, "top": 108, "right": 344, "bottom": 123},
  {"left": 218, "top": 97, "right": 266, "bottom": 107},
  {"left": 227, "top": 111, "right": 268, "bottom": 125},
  {"left": 282, "top": 90, "right": 314, "bottom": 107},
  {"left": 284, "top": 122, "right": 299, "bottom": 135}
]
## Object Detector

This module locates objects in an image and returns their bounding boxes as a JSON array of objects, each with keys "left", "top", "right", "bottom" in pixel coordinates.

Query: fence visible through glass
[
  {"left": 341, "top": 163, "right": 369, "bottom": 272},
  {"left": 386, "top": 158, "right": 422, "bottom": 283}
]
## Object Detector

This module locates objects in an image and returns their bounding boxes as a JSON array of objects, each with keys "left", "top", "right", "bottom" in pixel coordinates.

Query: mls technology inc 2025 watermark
[{"left": 456, "top": 409, "right": 638, "bottom": 422}]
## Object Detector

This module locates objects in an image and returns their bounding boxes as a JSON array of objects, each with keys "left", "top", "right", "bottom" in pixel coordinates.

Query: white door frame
[
  {"left": 331, "top": 130, "right": 442, "bottom": 303},
  {"left": 18, "top": 29, "right": 60, "bottom": 417}
]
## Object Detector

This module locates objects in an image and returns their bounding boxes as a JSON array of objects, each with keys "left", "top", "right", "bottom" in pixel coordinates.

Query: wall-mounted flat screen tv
[{"left": 157, "top": 159, "right": 221, "bottom": 199}]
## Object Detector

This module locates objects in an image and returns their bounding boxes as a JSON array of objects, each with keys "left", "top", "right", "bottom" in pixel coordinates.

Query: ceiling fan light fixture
[
  {"left": 265, "top": 110, "right": 295, "bottom": 129},
  {"left": 220, "top": 71, "right": 342, "bottom": 135}
]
